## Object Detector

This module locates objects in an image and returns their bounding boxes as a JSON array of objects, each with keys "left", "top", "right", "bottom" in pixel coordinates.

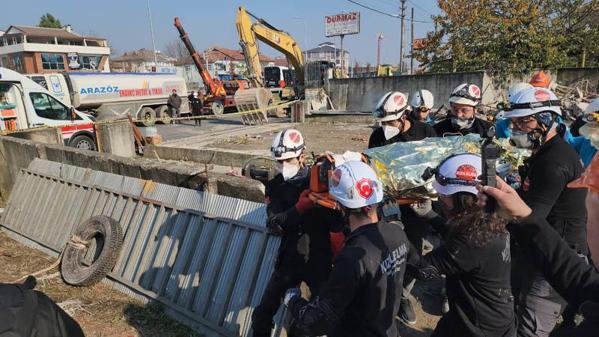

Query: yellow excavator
[{"left": 234, "top": 6, "right": 305, "bottom": 117}]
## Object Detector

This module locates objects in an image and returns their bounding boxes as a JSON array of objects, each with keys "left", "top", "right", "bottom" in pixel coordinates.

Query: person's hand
[
  {"left": 295, "top": 190, "right": 315, "bottom": 214},
  {"left": 266, "top": 214, "right": 283, "bottom": 236},
  {"left": 477, "top": 176, "right": 532, "bottom": 221},
  {"left": 284, "top": 287, "right": 301, "bottom": 307}
]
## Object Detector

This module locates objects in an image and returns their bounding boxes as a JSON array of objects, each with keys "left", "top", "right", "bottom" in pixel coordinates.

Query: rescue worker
[
  {"left": 529, "top": 71, "right": 551, "bottom": 88},
  {"left": 410, "top": 89, "right": 435, "bottom": 124},
  {"left": 368, "top": 91, "right": 436, "bottom": 149},
  {"left": 188, "top": 91, "right": 203, "bottom": 126},
  {"left": 495, "top": 82, "right": 533, "bottom": 139},
  {"left": 283, "top": 160, "right": 412, "bottom": 337},
  {"left": 251, "top": 129, "right": 343, "bottom": 337},
  {"left": 570, "top": 98, "right": 599, "bottom": 167},
  {"left": 481, "top": 174, "right": 599, "bottom": 337},
  {"left": 434, "top": 83, "right": 490, "bottom": 137},
  {"left": 413, "top": 153, "right": 515, "bottom": 337},
  {"left": 504, "top": 87, "right": 588, "bottom": 337},
  {"left": 167, "top": 89, "right": 182, "bottom": 123},
  {"left": 368, "top": 91, "right": 436, "bottom": 325}
]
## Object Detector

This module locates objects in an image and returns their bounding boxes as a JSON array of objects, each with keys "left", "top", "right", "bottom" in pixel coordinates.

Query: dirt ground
[
  {"left": 0, "top": 229, "right": 202, "bottom": 337},
  {"left": 207, "top": 122, "right": 374, "bottom": 155}
]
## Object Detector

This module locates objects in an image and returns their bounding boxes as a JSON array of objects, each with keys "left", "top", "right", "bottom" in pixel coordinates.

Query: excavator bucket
[{"left": 235, "top": 87, "right": 273, "bottom": 125}]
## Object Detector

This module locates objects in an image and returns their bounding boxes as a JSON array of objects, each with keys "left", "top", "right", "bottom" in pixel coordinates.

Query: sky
[{"left": 4, "top": 0, "right": 441, "bottom": 65}]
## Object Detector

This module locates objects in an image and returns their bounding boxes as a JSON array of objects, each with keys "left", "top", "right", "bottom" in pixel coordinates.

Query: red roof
[{"left": 204, "top": 46, "right": 275, "bottom": 63}]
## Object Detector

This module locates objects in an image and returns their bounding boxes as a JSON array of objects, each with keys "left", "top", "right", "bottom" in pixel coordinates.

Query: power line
[
  {"left": 407, "top": 0, "right": 433, "bottom": 16},
  {"left": 346, "top": 0, "right": 433, "bottom": 23}
]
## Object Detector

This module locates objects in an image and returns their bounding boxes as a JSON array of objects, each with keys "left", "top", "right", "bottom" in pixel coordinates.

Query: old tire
[
  {"left": 69, "top": 134, "right": 97, "bottom": 151},
  {"left": 140, "top": 107, "right": 156, "bottom": 126},
  {"left": 155, "top": 105, "right": 172, "bottom": 124},
  {"left": 211, "top": 101, "right": 224, "bottom": 115},
  {"left": 61, "top": 215, "right": 123, "bottom": 287}
]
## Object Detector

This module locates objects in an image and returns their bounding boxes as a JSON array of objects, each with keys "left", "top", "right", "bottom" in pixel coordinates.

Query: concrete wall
[
  {"left": 556, "top": 68, "right": 599, "bottom": 92},
  {"left": 95, "top": 122, "right": 136, "bottom": 157},
  {"left": 327, "top": 71, "right": 490, "bottom": 112},
  {"left": 0, "top": 135, "right": 264, "bottom": 206},
  {"left": 7, "top": 127, "right": 62, "bottom": 144},
  {"left": 327, "top": 68, "right": 599, "bottom": 113}
]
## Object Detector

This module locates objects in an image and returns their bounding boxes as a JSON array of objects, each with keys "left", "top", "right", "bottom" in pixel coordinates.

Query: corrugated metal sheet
[{"left": 0, "top": 159, "right": 285, "bottom": 337}]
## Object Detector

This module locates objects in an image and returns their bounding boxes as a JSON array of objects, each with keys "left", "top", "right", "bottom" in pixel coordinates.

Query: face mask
[
  {"left": 509, "top": 130, "right": 533, "bottom": 149},
  {"left": 382, "top": 125, "right": 401, "bottom": 140},
  {"left": 451, "top": 116, "right": 474, "bottom": 130},
  {"left": 275, "top": 162, "right": 301, "bottom": 181}
]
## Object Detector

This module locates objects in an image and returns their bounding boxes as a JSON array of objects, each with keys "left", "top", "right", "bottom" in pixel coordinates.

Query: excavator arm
[{"left": 236, "top": 6, "right": 305, "bottom": 88}]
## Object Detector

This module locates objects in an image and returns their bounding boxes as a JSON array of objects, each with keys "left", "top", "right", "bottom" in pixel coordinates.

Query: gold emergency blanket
[{"left": 363, "top": 134, "right": 530, "bottom": 199}]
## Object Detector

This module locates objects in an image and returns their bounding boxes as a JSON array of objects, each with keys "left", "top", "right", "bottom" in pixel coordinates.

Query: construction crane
[
  {"left": 235, "top": 6, "right": 305, "bottom": 101},
  {"left": 174, "top": 17, "right": 249, "bottom": 115}
]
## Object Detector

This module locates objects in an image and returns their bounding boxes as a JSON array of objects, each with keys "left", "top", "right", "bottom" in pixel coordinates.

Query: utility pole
[
  {"left": 399, "top": 0, "right": 406, "bottom": 74},
  {"left": 410, "top": 7, "right": 414, "bottom": 74},
  {"left": 146, "top": 0, "right": 158, "bottom": 70},
  {"left": 377, "top": 33, "right": 383, "bottom": 68}
]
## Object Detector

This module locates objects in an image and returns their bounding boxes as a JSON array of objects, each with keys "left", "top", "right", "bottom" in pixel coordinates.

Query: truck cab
[{"left": 0, "top": 68, "right": 96, "bottom": 150}]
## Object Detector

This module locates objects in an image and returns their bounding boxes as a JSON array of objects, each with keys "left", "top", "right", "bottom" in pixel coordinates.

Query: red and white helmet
[
  {"left": 271, "top": 129, "right": 305, "bottom": 160},
  {"left": 449, "top": 83, "right": 481, "bottom": 106},
  {"left": 503, "top": 87, "right": 561, "bottom": 118},
  {"left": 329, "top": 161, "right": 384, "bottom": 209},
  {"left": 432, "top": 153, "right": 482, "bottom": 196},
  {"left": 373, "top": 91, "right": 409, "bottom": 122}
]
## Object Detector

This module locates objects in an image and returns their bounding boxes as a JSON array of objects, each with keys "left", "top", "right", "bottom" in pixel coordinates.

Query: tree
[
  {"left": 38, "top": 13, "right": 62, "bottom": 28},
  {"left": 413, "top": 0, "right": 598, "bottom": 85},
  {"left": 163, "top": 40, "right": 188, "bottom": 63}
]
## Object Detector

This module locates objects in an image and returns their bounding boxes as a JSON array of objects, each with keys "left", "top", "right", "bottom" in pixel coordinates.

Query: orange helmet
[
  {"left": 530, "top": 71, "right": 551, "bottom": 88},
  {"left": 568, "top": 154, "right": 599, "bottom": 193}
]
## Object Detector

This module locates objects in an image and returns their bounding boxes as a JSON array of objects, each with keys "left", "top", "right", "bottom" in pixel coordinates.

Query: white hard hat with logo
[
  {"left": 270, "top": 129, "right": 305, "bottom": 160},
  {"left": 329, "top": 161, "right": 384, "bottom": 209},
  {"left": 373, "top": 91, "right": 409, "bottom": 122},
  {"left": 508, "top": 82, "right": 533, "bottom": 101},
  {"left": 503, "top": 87, "right": 561, "bottom": 118},
  {"left": 449, "top": 83, "right": 481, "bottom": 106},
  {"left": 432, "top": 153, "right": 482, "bottom": 196},
  {"left": 411, "top": 89, "right": 434, "bottom": 110}
]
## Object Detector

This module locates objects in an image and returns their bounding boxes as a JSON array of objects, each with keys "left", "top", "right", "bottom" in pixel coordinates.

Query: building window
[
  {"left": 80, "top": 55, "right": 102, "bottom": 70},
  {"left": 12, "top": 55, "right": 23, "bottom": 72},
  {"left": 41, "top": 53, "right": 65, "bottom": 70}
]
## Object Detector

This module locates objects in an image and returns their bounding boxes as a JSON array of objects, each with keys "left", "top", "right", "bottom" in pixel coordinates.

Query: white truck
[
  {"left": 27, "top": 72, "right": 189, "bottom": 123},
  {"left": 0, "top": 67, "right": 97, "bottom": 150}
]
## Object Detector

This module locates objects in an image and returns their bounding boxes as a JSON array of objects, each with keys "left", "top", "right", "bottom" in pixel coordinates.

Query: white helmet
[
  {"left": 508, "top": 82, "right": 533, "bottom": 101},
  {"left": 410, "top": 89, "right": 434, "bottom": 110},
  {"left": 585, "top": 98, "right": 599, "bottom": 115},
  {"left": 503, "top": 87, "right": 561, "bottom": 118},
  {"left": 373, "top": 91, "right": 409, "bottom": 122},
  {"left": 270, "top": 129, "right": 305, "bottom": 160},
  {"left": 432, "top": 153, "right": 482, "bottom": 196},
  {"left": 329, "top": 161, "right": 384, "bottom": 209},
  {"left": 449, "top": 83, "right": 481, "bottom": 106}
]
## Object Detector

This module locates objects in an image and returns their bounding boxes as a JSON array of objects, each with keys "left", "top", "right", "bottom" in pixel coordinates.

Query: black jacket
[
  {"left": 415, "top": 231, "right": 515, "bottom": 337},
  {"left": 265, "top": 172, "right": 343, "bottom": 273},
  {"left": 518, "top": 136, "right": 588, "bottom": 254},
  {"left": 167, "top": 94, "right": 182, "bottom": 108},
  {"left": 288, "top": 221, "right": 413, "bottom": 337},
  {"left": 368, "top": 116, "right": 437, "bottom": 149},
  {"left": 509, "top": 213, "right": 599, "bottom": 304},
  {"left": 433, "top": 117, "right": 490, "bottom": 137}
]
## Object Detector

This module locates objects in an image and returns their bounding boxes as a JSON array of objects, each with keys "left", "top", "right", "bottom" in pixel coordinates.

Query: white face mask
[
  {"left": 451, "top": 116, "right": 475, "bottom": 130},
  {"left": 382, "top": 125, "right": 401, "bottom": 140},
  {"left": 509, "top": 130, "right": 533, "bottom": 149},
  {"left": 275, "top": 162, "right": 301, "bottom": 181}
]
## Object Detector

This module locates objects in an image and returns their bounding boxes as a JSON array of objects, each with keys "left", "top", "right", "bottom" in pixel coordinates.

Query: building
[
  {"left": 111, "top": 48, "right": 176, "bottom": 73},
  {"left": 304, "top": 41, "right": 349, "bottom": 75},
  {"left": 0, "top": 25, "right": 110, "bottom": 74}
]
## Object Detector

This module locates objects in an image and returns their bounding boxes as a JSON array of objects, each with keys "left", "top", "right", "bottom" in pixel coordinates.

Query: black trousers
[{"left": 251, "top": 264, "right": 329, "bottom": 337}]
